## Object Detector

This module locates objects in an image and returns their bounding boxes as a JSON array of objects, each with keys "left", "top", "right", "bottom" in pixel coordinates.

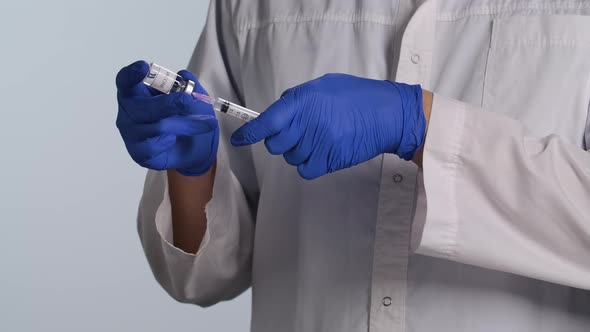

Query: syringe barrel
[
  {"left": 142, "top": 63, "right": 194, "bottom": 94},
  {"left": 212, "top": 98, "right": 260, "bottom": 122}
]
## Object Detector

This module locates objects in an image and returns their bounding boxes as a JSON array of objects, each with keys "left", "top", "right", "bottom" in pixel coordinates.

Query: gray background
[{"left": 0, "top": 1, "right": 250, "bottom": 331}]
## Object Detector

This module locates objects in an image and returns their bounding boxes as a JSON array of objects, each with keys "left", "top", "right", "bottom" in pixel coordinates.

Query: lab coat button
[
  {"left": 393, "top": 174, "right": 403, "bottom": 183},
  {"left": 411, "top": 54, "right": 421, "bottom": 64},
  {"left": 382, "top": 296, "right": 392, "bottom": 306}
]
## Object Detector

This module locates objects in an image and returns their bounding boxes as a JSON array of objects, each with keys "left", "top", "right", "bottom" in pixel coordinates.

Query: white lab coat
[{"left": 137, "top": 0, "right": 590, "bottom": 331}]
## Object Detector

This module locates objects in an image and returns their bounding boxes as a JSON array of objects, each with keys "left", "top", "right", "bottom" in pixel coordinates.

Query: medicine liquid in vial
[{"left": 142, "top": 63, "right": 195, "bottom": 94}]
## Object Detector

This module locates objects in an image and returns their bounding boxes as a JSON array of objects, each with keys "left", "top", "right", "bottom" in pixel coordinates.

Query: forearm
[
  {"left": 140, "top": 161, "right": 254, "bottom": 306},
  {"left": 167, "top": 162, "right": 216, "bottom": 254}
]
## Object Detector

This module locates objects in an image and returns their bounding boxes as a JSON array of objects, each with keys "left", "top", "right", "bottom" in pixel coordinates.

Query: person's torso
[{"left": 221, "top": 0, "right": 590, "bottom": 331}]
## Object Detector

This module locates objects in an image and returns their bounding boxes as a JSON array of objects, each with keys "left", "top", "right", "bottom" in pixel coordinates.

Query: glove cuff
[
  {"left": 176, "top": 130, "right": 220, "bottom": 176},
  {"left": 395, "top": 84, "right": 426, "bottom": 160}
]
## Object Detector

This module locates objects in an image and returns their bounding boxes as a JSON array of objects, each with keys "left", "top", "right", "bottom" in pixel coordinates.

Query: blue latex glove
[
  {"left": 116, "top": 60, "right": 219, "bottom": 176},
  {"left": 231, "top": 73, "right": 425, "bottom": 180}
]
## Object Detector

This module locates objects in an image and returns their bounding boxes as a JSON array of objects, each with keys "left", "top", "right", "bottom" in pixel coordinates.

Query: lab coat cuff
[
  {"left": 413, "top": 93, "right": 466, "bottom": 259},
  {"left": 154, "top": 159, "right": 232, "bottom": 258}
]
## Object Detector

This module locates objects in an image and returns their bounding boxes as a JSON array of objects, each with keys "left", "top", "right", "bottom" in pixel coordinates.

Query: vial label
[{"left": 151, "top": 68, "right": 176, "bottom": 94}]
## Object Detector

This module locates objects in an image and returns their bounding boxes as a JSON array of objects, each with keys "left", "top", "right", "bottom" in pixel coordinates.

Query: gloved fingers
[
  {"left": 116, "top": 60, "right": 153, "bottom": 97},
  {"left": 125, "top": 135, "right": 176, "bottom": 164},
  {"left": 263, "top": 125, "right": 301, "bottom": 155},
  {"left": 177, "top": 70, "right": 209, "bottom": 96},
  {"left": 161, "top": 114, "right": 217, "bottom": 135},
  {"left": 231, "top": 95, "right": 296, "bottom": 146},
  {"left": 282, "top": 126, "right": 316, "bottom": 165},
  {"left": 297, "top": 154, "right": 327, "bottom": 180},
  {"left": 120, "top": 92, "right": 211, "bottom": 124},
  {"left": 119, "top": 115, "right": 217, "bottom": 140},
  {"left": 282, "top": 141, "right": 311, "bottom": 165}
]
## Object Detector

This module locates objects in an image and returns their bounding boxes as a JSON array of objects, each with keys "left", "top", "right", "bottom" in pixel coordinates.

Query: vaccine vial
[
  {"left": 142, "top": 63, "right": 195, "bottom": 94},
  {"left": 142, "top": 62, "right": 261, "bottom": 122}
]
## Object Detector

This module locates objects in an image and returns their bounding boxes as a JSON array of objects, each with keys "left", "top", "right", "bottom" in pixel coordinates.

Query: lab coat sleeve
[
  {"left": 137, "top": 0, "right": 257, "bottom": 307},
  {"left": 413, "top": 93, "right": 590, "bottom": 290}
]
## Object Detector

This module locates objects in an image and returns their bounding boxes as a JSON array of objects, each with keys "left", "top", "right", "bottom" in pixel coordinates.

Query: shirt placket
[{"left": 369, "top": 1, "right": 436, "bottom": 332}]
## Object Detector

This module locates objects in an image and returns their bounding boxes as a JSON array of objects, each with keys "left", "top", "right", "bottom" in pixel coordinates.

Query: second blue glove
[{"left": 230, "top": 73, "right": 425, "bottom": 180}]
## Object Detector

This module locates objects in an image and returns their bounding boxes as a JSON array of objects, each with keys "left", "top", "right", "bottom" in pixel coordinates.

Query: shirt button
[
  {"left": 382, "top": 296, "right": 392, "bottom": 306},
  {"left": 411, "top": 53, "right": 421, "bottom": 64},
  {"left": 393, "top": 174, "right": 403, "bottom": 183}
]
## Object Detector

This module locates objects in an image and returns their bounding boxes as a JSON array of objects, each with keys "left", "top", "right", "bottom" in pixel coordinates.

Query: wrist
[{"left": 412, "top": 90, "right": 433, "bottom": 167}]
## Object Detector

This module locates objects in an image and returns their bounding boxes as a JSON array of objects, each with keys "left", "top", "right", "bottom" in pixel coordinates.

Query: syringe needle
[{"left": 192, "top": 92, "right": 214, "bottom": 105}]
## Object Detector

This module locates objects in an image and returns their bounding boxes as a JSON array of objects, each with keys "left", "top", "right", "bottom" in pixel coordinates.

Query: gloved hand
[
  {"left": 231, "top": 73, "right": 425, "bottom": 180},
  {"left": 116, "top": 60, "right": 219, "bottom": 176}
]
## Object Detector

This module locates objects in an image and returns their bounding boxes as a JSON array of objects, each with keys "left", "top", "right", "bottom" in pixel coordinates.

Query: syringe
[
  {"left": 142, "top": 62, "right": 260, "bottom": 122},
  {"left": 191, "top": 92, "right": 259, "bottom": 122}
]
